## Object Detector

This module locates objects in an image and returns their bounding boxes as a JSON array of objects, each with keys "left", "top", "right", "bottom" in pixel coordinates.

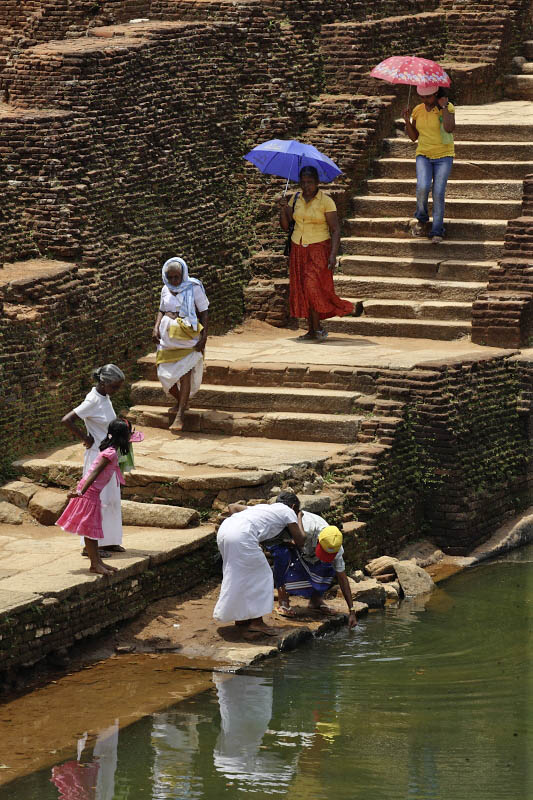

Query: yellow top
[
  {"left": 412, "top": 102, "right": 455, "bottom": 159},
  {"left": 290, "top": 189, "right": 337, "bottom": 246}
]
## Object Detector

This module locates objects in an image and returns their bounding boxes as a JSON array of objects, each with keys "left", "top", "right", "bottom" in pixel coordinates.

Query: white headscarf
[{"left": 161, "top": 257, "right": 204, "bottom": 330}]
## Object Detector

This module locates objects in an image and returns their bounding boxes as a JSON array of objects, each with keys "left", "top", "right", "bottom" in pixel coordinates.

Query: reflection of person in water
[
  {"left": 213, "top": 673, "right": 297, "bottom": 790},
  {"left": 50, "top": 721, "right": 118, "bottom": 800}
]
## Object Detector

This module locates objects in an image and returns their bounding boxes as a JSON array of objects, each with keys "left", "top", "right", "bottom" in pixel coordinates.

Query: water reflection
[
  {"left": 0, "top": 548, "right": 529, "bottom": 800},
  {"left": 50, "top": 722, "right": 118, "bottom": 800}
]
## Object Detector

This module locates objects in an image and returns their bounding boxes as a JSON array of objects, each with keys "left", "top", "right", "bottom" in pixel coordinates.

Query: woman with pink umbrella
[{"left": 371, "top": 57, "right": 455, "bottom": 244}]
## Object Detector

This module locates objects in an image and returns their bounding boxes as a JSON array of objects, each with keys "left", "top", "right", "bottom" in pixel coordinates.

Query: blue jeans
[{"left": 414, "top": 155, "right": 453, "bottom": 237}]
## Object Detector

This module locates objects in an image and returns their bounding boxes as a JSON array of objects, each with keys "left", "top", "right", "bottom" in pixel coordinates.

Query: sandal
[
  {"left": 100, "top": 545, "right": 126, "bottom": 553},
  {"left": 82, "top": 549, "right": 111, "bottom": 558},
  {"left": 276, "top": 605, "right": 297, "bottom": 619},
  {"left": 297, "top": 331, "right": 316, "bottom": 341}
]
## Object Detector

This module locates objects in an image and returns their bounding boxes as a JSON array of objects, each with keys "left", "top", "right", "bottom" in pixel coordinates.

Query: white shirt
[
  {"left": 301, "top": 510, "right": 345, "bottom": 572},
  {"left": 225, "top": 502, "right": 298, "bottom": 543},
  {"left": 159, "top": 284, "right": 209, "bottom": 314},
  {"left": 73, "top": 387, "right": 116, "bottom": 450}
]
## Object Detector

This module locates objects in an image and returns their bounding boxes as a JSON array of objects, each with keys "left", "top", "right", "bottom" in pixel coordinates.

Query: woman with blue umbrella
[{"left": 244, "top": 141, "right": 363, "bottom": 341}]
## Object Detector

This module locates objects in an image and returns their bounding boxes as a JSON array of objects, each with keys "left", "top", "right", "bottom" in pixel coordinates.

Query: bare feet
[
  {"left": 90, "top": 563, "right": 114, "bottom": 576},
  {"left": 169, "top": 412, "right": 185, "bottom": 433},
  {"left": 308, "top": 600, "right": 336, "bottom": 615}
]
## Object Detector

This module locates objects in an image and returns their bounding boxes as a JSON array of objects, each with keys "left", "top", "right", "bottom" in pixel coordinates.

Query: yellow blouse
[
  {"left": 290, "top": 189, "right": 337, "bottom": 246},
  {"left": 412, "top": 102, "right": 455, "bottom": 159}
]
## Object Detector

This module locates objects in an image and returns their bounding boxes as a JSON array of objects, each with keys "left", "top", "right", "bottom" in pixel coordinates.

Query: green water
[{"left": 2, "top": 547, "right": 531, "bottom": 800}]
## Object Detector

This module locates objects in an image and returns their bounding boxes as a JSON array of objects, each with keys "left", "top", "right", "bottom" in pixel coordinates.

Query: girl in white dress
[
  {"left": 62, "top": 364, "right": 125, "bottom": 555},
  {"left": 152, "top": 257, "right": 209, "bottom": 433},
  {"left": 213, "top": 502, "right": 305, "bottom": 636}
]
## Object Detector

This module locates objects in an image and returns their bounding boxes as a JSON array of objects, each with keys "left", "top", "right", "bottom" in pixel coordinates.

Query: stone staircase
[
  {"left": 326, "top": 104, "right": 532, "bottom": 340},
  {"left": 506, "top": 40, "right": 533, "bottom": 100},
  {"left": 129, "top": 355, "right": 377, "bottom": 445}
]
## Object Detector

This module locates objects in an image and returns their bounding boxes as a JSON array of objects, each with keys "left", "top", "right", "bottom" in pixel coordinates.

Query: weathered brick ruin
[{"left": 0, "top": 0, "right": 532, "bottom": 556}]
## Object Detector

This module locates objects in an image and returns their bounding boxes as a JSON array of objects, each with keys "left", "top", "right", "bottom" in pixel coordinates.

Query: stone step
[
  {"left": 395, "top": 118, "right": 533, "bottom": 142},
  {"left": 505, "top": 75, "right": 533, "bottom": 101},
  {"left": 341, "top": 236, "right": 504, "bottom": 261},
  {"left": 372, "top": 157, "right": 533, "bottom": 181},
  {"left": 131, "top": 381, "right": 366, "bottom": 414},
  {"left": 352, "top": 194, "right": 521, "bottom": 220},
  {"left": 324, "top": 316, "right": 470, "bottom": 341},
  {"left": 353, "top": 298, "right": 472, "bottom": 322},
  {"left": 136, "top": 353, "right": 378, "bottom": 394},
  {"left": 521, "top": 63, "right": 533, "bottom": 75},
  {"left": 15, "top": 456, "right": 283, "bottom": 506},
  {"left": 382, "top": 138, "right": 533, "bottom": 161},
  {"left": 344, "top": 217, "right": 506, "bottom": 241},
  {"left": 128, "top": 405, "right": 364, "bottom": 444},
  {"left": 366, "top": 178, "right": 523, "bottom": 200},
  {"left": 338, "top": 254, "right": 495, "bottom": 281},
  {"left": 333, "top": 274, "right": 485, "bottom": 302}
]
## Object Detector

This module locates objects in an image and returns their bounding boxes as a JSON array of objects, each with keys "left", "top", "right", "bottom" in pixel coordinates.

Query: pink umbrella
[{"left": 370, "top": 56, "right": 450, "bottom": 89}]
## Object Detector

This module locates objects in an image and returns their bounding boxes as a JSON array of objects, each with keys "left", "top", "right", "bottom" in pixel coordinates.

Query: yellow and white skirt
[{"left": 156, "top": 316, "right": 204, "bottom": 395}]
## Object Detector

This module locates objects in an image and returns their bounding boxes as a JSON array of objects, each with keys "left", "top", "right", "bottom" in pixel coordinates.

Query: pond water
[{"left": 1, "top": 547, "right": 531, "bottom": 800}]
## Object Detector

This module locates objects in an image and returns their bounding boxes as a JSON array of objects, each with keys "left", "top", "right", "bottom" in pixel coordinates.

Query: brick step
[
  {"left": 372, "top": 157, "right": 533, "bottom": 181},
  {"left": 333, "top": 275, "right": 485, "bottom": 302},
  {"left": 504, "top": 75, "right": 533, "bottom": 101},
  {"left": 352, "top": 193, "right": 520, "bottom": 220},
  {"left": 137, "top": 353, "right": 379, "bottom": 394},
  {"left": 344, "top": 217, "right": 506, "bottom": 241},
  {"left": 323, "top": 316, "right": 470, "bottom": 341},
  {"left": 128, "top": 405, "right": 365, "bottom": 444},
  {"left": 382, "top": 139, "right": 533, "bottom": 161},
  {"left": 341, "top": 236, "right": 504, "bottom": 261},
  {"left": 366, "top": 177, "right": 523, "bottom": 200},
  {"left": 338, "top": 254, "right": 495, "bottom": 281},
  {"left": 350, "top": 298, "right": 472, "bottom": 322},
  {"left": 131, "top": 381, "right": 371, "bottom": 414},
  {"left": 395, "top": 118, "right": 533, "bottom": 142}
]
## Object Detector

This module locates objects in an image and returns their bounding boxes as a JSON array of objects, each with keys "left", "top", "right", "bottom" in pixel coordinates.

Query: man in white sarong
[{"left": 213, "top": 502, "right": 305, "bottom": 636}]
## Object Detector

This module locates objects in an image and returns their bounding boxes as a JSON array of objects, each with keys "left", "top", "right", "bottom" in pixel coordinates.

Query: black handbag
[{"left": 283, "top": 192, "right": 300, "bottom": 257}]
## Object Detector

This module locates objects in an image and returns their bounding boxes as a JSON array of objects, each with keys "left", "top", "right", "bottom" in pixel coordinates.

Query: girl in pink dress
[{"left": 56, "top": 420, "right": 130, "bottom": 576}]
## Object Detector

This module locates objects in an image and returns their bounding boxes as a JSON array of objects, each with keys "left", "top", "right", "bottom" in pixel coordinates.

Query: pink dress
[{"left": 56, "top": 447, "right": 125, "bottom": 540}]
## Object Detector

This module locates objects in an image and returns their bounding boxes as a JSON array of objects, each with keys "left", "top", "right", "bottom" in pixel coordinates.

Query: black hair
[
  {"left": 276, "top": 491, "right": 300, "bottom": 512},
  {"left": 99, "top": 419, "right": 130, "bottom": 455},
  {"left": 436, "top": 86, "right": 453, "bottom": 102},
  {"left": 299, "top": 165, "right": 319, "bottom": 182}
]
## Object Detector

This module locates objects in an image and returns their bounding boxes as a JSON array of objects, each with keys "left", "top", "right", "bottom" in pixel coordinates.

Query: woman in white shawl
[{"left": 152, "top": 257, "right": 209, "bottom": 433}]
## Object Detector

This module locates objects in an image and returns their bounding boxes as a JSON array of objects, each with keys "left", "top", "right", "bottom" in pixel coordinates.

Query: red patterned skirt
[{"left": 289, "top": 240, "right": 353, "bottom": 321}]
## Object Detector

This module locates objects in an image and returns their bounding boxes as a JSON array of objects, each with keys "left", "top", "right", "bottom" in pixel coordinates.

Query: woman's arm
[
  {"left": 67, "top": 455, "right": 110, "bottom": 498},
  {"left": 278, "top": 195, "right": 294, "bottom": 232},
  {"left": 287, "top": 511, "right": 306, "bottom": 548},
  {"left": 152, "top": 310, "right": 163, "bottom": 343},
  {"left": 439, "top": 100, "right": 455, "bottom": 133},
  {"left": 194, "top": 310, "right": 209, "bottom": 353},
  {"left": 337, "top": 571, "right": 357, "bottom": 629},
  {"left": 402, "top": 108, "right": 419, "bottom": 142},
  {"left": 62, "top": 410, "right": 93, "bottom": 449},
  {"left": 325, "top": 210, "right": 341, "bottom": 270}
]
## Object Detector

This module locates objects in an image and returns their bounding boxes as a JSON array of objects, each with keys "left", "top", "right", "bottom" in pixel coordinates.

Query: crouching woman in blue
[{"left": 270, "top": 492, "right": 357, "bottom": 628}]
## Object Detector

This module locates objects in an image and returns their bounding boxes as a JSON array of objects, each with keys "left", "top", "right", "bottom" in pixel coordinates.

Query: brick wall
[
  {"left": 472, "top": 175, "right": 533, "bottom": 348},
  {"left": 333, "top": 353, "right": 533, "bottom": 555},
  {"left": 0, "top": 534, "right": 219, "bottom": 684}
]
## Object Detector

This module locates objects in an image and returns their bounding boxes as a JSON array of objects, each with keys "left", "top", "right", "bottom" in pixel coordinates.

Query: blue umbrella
[{"left": 243, "top": 139, "right": 342, "bottom": 192}]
